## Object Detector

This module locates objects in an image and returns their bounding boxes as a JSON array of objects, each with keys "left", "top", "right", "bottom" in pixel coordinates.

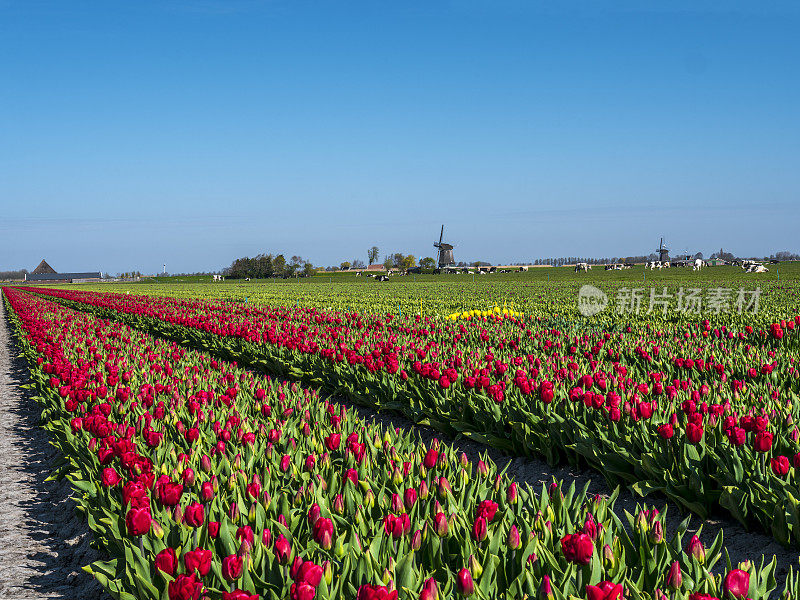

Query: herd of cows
[{"left": 574, "top": 259, "right": 771, "bottom": 273}]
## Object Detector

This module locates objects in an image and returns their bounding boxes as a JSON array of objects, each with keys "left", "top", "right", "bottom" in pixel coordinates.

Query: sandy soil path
[{"left": 0, "top": 295, "right": 105, "bottom": 599}]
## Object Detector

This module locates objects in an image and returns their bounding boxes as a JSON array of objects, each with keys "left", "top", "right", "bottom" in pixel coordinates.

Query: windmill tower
[
  {"left": 656, "top": 238, "right": 669, "bottom": 262},
  {"left": 433, "top": 225, "right": 455, "bottom": 267}
]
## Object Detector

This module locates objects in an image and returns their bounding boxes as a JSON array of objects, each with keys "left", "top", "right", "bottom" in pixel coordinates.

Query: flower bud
[
  {"left": 507, "top": 482, "right": 518, "bottom": 504},
  {"left": 456, "top": 568, "right": 474, "bottom": 597},
  {"left": 392, "top": 467, "right": 403, "bottom": 486},
  {"left": 418, "top": 480, "right": 429, "bottom": 500},
  {"left": 603, "top": 544, "right": 614, "bottom": 568},
  {"left": 333, "top": 494, "right": 344, "bottom": 515},
  {"left": 667, "top": 560, "right": 682, "bottom": 591},
  {"left": 635, "top": 510, "right": 649, "bottom": 532},
  {"left": 334, "top": 534, "right": 346, "bottom": 559},
  {"left": 687, "top": 535, "right": 705, "bottom": 564},
  {"left": 151, "top": 520, "right": 164, "bottom": 538},
  {"left": 538, "top": 575, "right": 554, "bottom": 600},
  {"left": 323, "top": 560, "right": 332, "bottom": 586},
  {"left": 507, "top": 525, "right": 521, "bottom": 550},
  {"left": 434, "top": 512, "right": 449, "bottom": 537},
  {"left": 477, "top": 460, "right": 489, "bottom": 477},
  {"left": 649, "top": 520, "right": 664, "bottom": 544},
  {"left": 437, "top": 477, "right": 451, "bottom": 500},
  {"left": 411, "top": 529, "right": 422, "bottom": 551},
  {"left": 420, "top": 578, "right": 438, "bottom": 600},
  {"left": 468, "top": 554, "right": 482, "bottom": 580}
]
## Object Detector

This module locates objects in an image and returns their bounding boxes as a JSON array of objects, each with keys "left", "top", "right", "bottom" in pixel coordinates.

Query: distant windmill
[
  {"left": 656, "top": 238, "right": 669, "bottom": 262},
  {"left": 433, "top": 225, "right": 455, "bottom": 268}
]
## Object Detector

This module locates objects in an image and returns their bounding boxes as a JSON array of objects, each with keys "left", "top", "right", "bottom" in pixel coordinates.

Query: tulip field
[{"left": 4, "top": 266, "right": 800, "bottom": 599}]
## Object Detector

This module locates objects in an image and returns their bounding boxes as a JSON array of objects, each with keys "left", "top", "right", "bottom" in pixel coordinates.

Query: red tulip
[
  {"left": 723, "top": 569, "right": 750, "bottom": 599},
  {"left": 183, "top": 547, "right": 212, "bottom": 577},
  {"left": 357, "top": 584, "right": 398, "bottom": 600},
  {"left": 168, "top": 573, "right": 203, "bottom": 600},
  {"left": 313, "top": 517, "right": 334, "bottom": 549},
  {"left": 754, "top": 431, "right": 774, "bottom": 453},
  {"left": 274, "top": 534, "right": 292, "bottom": 564},
  {"left": 101, "top": 467, "right": 122, "bottom": 487},
  {"left": 772, "top": 455, "right": 790, "bottom": 477},
  {"left": 685, "top": 423, "right": 704, "bottom": 444},
  {"left": 560, "top": 533, "right": 594, "bottom": 565},
  {"left": 222, "top": 591, "right": 259, "bottom": 600},
  {"left": 456, "top": 568, "right": 474, "bottom": 597},
  {"left": 687, "top": 535, "right": 705, "bottom": 563},
  {"left": 222, "top": 554, "right": 244, "bottom": 582},
  {"left": 125, "top": 507, "right": 152, "bottom": 536},
  {"left": 184, "top": 502, "right": 205, "bottom": 527},
  {"left": 586, "top": 582, "right": 624, "bottom": 600},
  {"left": 472, "top": 516, "right": 488, "bottom": 542},
  {"left": 155, "top": 547, "right": 177, "bottom": 576}
]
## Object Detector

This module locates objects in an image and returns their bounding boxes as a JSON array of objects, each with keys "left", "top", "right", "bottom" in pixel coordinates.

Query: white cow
[
  {"left": 574, "top": 263, "right": 590, "bottom": 272},
  {"left": 693, "top": 259, "right": 704, "bottom": 271}
]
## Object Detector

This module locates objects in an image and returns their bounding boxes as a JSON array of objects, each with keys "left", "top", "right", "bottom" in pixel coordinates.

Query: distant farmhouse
[{"left": 25, "top": 259, "right": 102, "bottom": 283}]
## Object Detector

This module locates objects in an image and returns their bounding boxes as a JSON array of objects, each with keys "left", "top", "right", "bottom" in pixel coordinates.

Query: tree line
[{"left": 223, "top": 254, "right": 316, "bottom": 279}]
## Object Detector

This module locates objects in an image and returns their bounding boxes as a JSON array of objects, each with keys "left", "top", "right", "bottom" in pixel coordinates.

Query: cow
[
  {"left": 574, "top": 263, "right": 590, "bottom": 272},
  {"left": 376, "top": 275, "right": 389, "bottom": 282},
  {"left": 693, "top": 259, "right": 704, "bottom": 271},
  {"left": 355, "top": 272, "right": 362, "bottom": 277},
  {"left": 746, "top": 264, "right": 768, "bottom": 273}
]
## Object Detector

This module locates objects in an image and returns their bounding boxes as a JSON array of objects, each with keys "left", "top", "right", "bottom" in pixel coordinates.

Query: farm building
[{"left": 25, "top": 259, "right": 102, "bottom": 283}]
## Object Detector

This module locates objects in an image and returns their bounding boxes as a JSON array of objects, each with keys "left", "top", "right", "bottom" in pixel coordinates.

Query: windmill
[
  {"left": 656, "top": 238, "right": 669, "bottom": 262},
  {"left": 433, "top": 225, "right": 455, "bottom": 268}
]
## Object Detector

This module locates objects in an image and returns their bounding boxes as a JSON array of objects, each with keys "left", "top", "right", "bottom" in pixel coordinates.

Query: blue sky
[{"left": 2, "top": 1, "right": 798, "bottom": 273}]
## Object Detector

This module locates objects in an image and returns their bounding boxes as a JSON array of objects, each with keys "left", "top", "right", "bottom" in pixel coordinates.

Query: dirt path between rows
[{"left": 0, "top": 296, "right": 105, "bottom": 599}]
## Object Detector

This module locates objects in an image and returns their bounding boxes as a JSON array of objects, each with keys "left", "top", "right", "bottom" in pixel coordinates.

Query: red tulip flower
[
  {"left": 586, "top": 582, "right": 624, "bottom": 600},
  {"left": 561, "top": 533, "right": 594, "bottom": 565},
  {"left": 723, "top": 569, "right": 750, "bottom": 599}
]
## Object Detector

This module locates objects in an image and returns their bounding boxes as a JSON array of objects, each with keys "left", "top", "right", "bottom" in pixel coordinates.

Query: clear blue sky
[{"left": 2, "top": 1, "right": 798, "bottom": 273}]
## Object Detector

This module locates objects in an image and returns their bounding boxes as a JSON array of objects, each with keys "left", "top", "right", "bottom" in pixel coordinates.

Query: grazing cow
[
  {"left": 693, "top": 259, "right": 704, "bottom": 271},
  {"left": 574, "top": 263, "right": 590, "bottom": 272},
  {"left": 355, "top": 272, "right": 362, "bottom": 277},
  {"left": 376, "top": 275, "right": 389, "bottom": 282},
  {"left": 746, "top": 264, "right": 768, "bottom": 273}
]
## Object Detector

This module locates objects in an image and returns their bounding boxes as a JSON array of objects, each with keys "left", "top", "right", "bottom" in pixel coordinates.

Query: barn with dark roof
[{"left": 25, "top": 260, "right": 102, "bottom": 283}]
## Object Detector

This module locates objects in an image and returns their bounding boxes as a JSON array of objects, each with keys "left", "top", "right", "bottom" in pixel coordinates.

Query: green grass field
[{"left": 56, "top": 262, "right": 799, "bottom": 331}]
